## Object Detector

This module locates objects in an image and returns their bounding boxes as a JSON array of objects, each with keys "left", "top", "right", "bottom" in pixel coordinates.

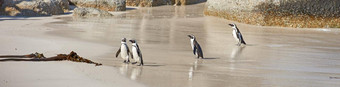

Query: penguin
[
  {"left": 187, "top": 35, "right": 204, "bottom": 58},
  {"left": 228, "top": 23, "right": 246, "bottom": 46},
  {"left": 129, "top": 40, "right": 144, "bottom": 66},
  {"left": 116, "top": 38, "right": 132, "bottom": 63}
]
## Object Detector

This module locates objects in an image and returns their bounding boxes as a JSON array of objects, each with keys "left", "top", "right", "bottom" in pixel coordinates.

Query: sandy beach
[
  {"left": 1, "top": 3, "right": 340, "bottom": 87},
  {"left": 0, "top": 16, "right": 145, "bottom": 87}
]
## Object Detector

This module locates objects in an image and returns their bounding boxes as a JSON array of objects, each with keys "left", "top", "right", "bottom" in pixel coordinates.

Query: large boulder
[
  {"left": 69, "top": 0, "right": 126, "bottom": 11},
  {"left": 126, "top": 0, "right": 206, "bottom": 7},
  {"left": 73, "top": 7, "right": 113, "bottom": 17},
  {"left": 0, "top": 0, "right": 69, "bottom": 16},
  {"left": 204, "top": 0, "right": 340, "bottom": 28}
]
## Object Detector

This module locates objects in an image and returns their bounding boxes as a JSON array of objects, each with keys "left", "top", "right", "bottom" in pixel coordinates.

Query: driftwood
[{"left": 0, "top": 51, "right": 102, "bottom": 66}]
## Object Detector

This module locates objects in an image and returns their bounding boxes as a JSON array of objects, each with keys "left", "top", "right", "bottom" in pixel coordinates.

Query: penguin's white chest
[
  {"left": 120, "top": 44, "right": 129, "bottom": 59},
  {"left": 232, "top": 29, "right": 239, "bottom": 42},
  {"left": 190, "top": 39, "right": 194, "bottom": 50},
  {"left": 132, "top": 46, "right": 140, "bottom": 61}
]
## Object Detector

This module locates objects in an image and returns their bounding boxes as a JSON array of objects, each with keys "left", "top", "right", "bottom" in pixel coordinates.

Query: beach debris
[
  {"left": 0, "top": 52, "right": 46, "bottom": 59},
  {"left": 0, "top": 51, "right": 102, "bottom": 66},
  {"left": 329, "top": 76, "right": 340, "bottom": 79}
]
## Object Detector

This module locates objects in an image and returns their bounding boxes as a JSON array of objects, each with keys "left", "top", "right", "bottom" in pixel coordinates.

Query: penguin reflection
[
  {"left": 188, "top": 59, "right": 202, "bottom": 80},
  {"left": 119, "top": 64, "right": 143, "bottom": 80},
  {"left": 229, "top": 46, "right": 245, "bottom": 70},
  {"left": 230, "top": 46, "right": 246, "bottom": 59},
  {"left": 130, "top": 66, "right": 143, "bottom": 80},
  {"left": 119, "top": 63, "right": 129, "bottom": 76}
]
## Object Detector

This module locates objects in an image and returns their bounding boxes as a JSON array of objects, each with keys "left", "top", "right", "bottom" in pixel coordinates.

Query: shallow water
[{"left": 47, "top": 3, "right": 340, "bottom": 87}]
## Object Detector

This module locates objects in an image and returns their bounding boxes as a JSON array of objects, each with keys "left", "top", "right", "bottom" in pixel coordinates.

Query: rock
[
  {"left": 126, "top": 0, "right": 206, "bottom": 7},
  {"left": 0, "top": 0, "right": 69, "bottom": 16},
  {"left": 69, "top": 0, "right": 126, "bottom": 11},
  {"left": 173, "top": 0, "right": 206, "bottom": 6},
  {"left": 126, "top": 0, "right": 171, "bottom": 7},
  {"left": 73, "top": 7, "right": 113, "bottom": 17},
  {"left": 204, "top": 0, "right": 340, "bottom": 28},
  {"left": 0, "top": 0, "right": 3, "bottom": 7}
]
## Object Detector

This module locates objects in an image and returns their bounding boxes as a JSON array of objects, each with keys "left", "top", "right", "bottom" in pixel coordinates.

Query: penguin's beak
[
  {"left": 228, "top": 24, "right": 234, "bottom": 26},
  {"left": 129, "top": 40, "right": 133, "bottom": 43},
  {"left": 187, "top": 35, "right": 192, "bottom": 38}
]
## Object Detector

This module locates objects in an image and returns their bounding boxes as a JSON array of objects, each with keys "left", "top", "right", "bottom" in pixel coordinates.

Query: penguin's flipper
[
  {"left": 136, "top": 45, "right": 142, "bottom": 59},
  {"left": 138, "top": 57, "right": 144, "bottom": 66},
  {"left": 139, "top": 56, "right": 144, "bottom": 66},
  {"left": 130, "top": 52, "right": 134, "bottom": 59},
  {"left": 115, "top": 47, "right": 121, "bottom": 58},
  {"left": 193, "top": 46, "right": 197, "bottom": 55},
  {"left": 127, "top": 46, "right": 130, "bottom": 54},
  {"left": 196, "top": 43, "right": 203, "bottom": 58},
  {"left": 237, "top": 32, "right": 246, "bottom": 45},
  {"left": 136, "top": 44, "right": 143, "bottom": 66},
  {"left": 127, "top": 47, "right": 133, "bottom": 59}
]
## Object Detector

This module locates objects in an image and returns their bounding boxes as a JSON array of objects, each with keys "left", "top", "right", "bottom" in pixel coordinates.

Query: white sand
[{"left": 0, "top": 15, "right": 145, "bottom": 87}]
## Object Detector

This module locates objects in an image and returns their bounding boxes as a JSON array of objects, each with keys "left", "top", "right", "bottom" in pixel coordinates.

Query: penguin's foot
[
  {"left": 237, "top": 43, "right": 241, "bottom": 46},
  {"left": 196, "top": 55, "right": 201, "bottom": 59},
  {"left": 137, "top": 63, "right": 143, "bottom": 66},
  {"left": 123, "top": 61, "right": 129, "bottom": 64},
  {"left": 131, "top": 62, "right": 137, "bottom": 64}
]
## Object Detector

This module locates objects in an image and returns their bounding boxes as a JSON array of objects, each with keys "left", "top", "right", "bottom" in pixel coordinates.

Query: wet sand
[
  {"left": 0, "top": 16, "right": 145, "bottom": 87},
  {"left": 46, "top": 3, "right": 340, "bottom": 87},
  {"left": 1, "top": 2, "right": 340, "bottom": 87}
]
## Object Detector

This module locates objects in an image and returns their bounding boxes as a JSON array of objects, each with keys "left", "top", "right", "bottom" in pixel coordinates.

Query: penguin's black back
[
  {"left": 194, "top": 40, "right": 204, "bottom": 58},
  {"left": 236, "top": 28, "right": 246, "bottom": 45}
]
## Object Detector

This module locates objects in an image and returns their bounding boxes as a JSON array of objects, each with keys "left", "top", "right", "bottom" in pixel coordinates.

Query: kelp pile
[{"left": 0, "top": 51, "right": 102, "bottom": 66}]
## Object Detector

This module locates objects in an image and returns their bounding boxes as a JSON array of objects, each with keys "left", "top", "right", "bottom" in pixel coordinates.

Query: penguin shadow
[
  {"left": 188, "top": 59, "right": 203, "bottom": 80},
  {"left": 142, "top": 64, "right": 164, "bottom": 67},
  {"left": 329, "top": 76, "right": 340, "bottom": 79},
  {"left": 137, "top": 62, "right": 164, "bottom": 67},
  {"left": 201, "top": 57, "right": 219, "bottom": 60},
  {"left": 235, "top": 44, "right": 257, "bottom": 46}
]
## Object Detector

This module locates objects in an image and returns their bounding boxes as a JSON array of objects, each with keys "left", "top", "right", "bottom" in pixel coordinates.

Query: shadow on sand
[
  {"left": 142, "top": 64, "right": 164, "bottom": 67},
  {"left": 202, "top": 57, "right": 219, "bottom": 60}
]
